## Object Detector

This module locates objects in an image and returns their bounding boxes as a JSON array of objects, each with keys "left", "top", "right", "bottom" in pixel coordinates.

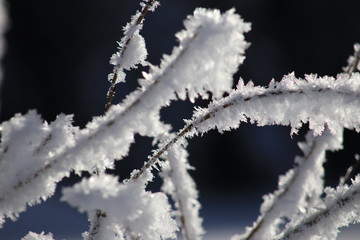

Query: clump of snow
[
  {"left": 108, "top": 0, "right": 157, "bottom": 84},
  {"left": 110, "top": 31, "right": 147, "bottom": 70},
  {"left": 110, "top": 31, "right": 148, "bottom": 83},
  {"left": 21, "top": 232, "right": 54, "bottom": 240},
  {"left": 61, "top": 173, "right": 178, "bottom": 240}
]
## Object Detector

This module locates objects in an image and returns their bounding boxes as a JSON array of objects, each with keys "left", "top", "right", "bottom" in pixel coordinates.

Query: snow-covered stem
[
  {"left": 0, "top": 8, "right": 249, "bottom": 224},
  {"left": 160, "top": 139, "right": 204, "bottom": 240},
  {"left": 0, "top": 113, "right": 77, "bottom": 225},
  {"left": 2, "top": 2, "right": 360, "bottom": 239},
  {"left": 105, "top": 0, "right": 159, "bottom": 112},
  {"left": 92, "top": 0, "right": 160, "bottom": 231},
  {"left": 235, "top": 49, "right": 360, "bottom": 239},
  {"left": 62, "top": 173, "right": 178, "bottom": 240},
  {"left": 233, "top": 128, "right": 343, "bottom": 240},
  {"left": 274, "top": 175, "right": 360, "bottom": 240},
  {"left": 127, "top": 73, "right": 360, "bottom": 183},
  {"left": 127, "top": 124, "right": 192, "bottom": 182},
  {"left": 84, "top": 210, "right": 107, "bottom": 240}
]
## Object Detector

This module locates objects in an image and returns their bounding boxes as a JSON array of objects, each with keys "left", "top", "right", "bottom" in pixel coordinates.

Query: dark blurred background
[{"left": 1, "top": 0, "right": 360, "bottom": 239}]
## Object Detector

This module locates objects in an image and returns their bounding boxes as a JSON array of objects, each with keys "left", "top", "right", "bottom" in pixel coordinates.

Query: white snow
[
  {"left": 62, "top": 173, "right": 178, "bottom": 240},
  {"left": 21, "top": 232, "right": 54, "bottom": 240},
  {"left": 187, "top": 73, "right": 360, "bottom": 137},
  {"left": 160, "top": 138, "right": 204, "bottom": 239}
]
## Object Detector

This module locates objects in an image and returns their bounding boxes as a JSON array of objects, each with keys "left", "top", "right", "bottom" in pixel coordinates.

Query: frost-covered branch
[
  {"left": 0, "top": 6, "right": 250, "bottom": 229},
  {"left": 160, "top": 138, "right": 204, "bottom": 240},
  {"left": 3, "top": 1, "right": 360, "bottom": 239},
  {"left": 274, "top": 174, "right": 360, "bottom": 240},
  {"left": 232, "top": 128, "right": 343, "bottom": 240},
  {"left": 105, "top": 0, "right": 159, "bottom": 112},
  {"left": 128, "top": 73, "right": 360, "bottom": 182},
  {"left": 94, "top": 1, "right": 160, "bottom": 237},
  {"left": 190, "top": 73, "right": 360, "bottom": 135},
  {"left": 83, "top": 210, "right": 107, "bottom": 240},
  {"left": 0, "top": 112, "right": 77, "bottom": 226},
  {"left": 233, "top": 45, "right": 360, "bottom": 240}
]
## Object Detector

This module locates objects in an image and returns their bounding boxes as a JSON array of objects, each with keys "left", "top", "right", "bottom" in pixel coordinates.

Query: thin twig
[
  {"left": 105, "top": 0, "right": 158, "bottom": 112},
  {"left": 90, "top": 2, "right": 159, "bottom": 238},
  {"left": 126, "top": 86, "right": 360, "bottom": 183}
]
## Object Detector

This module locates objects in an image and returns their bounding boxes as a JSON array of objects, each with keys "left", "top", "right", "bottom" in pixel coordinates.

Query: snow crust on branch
[
  {"left": 61, "top": 173, "right": 178, "bottom": 240},
  {"left": 232, "top": 127, "right": 343, "bottom": 240},
  {"left": 160, "top": 138, "right": 204, "bottom": 240},
  {"left": 187, "top": 73, "right": 360, "bottom": 137}
]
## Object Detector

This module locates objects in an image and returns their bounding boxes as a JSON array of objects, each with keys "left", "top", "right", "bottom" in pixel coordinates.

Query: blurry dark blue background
[{"left": 1, "top": 0, "right": 360, "bottom": 239}]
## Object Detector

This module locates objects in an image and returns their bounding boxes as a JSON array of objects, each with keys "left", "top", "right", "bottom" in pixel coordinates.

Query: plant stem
[
  {"left": 127, "top": 85, "right": 359, "bottom": 183},
  {"left": 105, "top": 0, "right": 158, "bottom": 112},
  {"left": 85, "top": 210, "right": 107, "bottom": 240}
]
